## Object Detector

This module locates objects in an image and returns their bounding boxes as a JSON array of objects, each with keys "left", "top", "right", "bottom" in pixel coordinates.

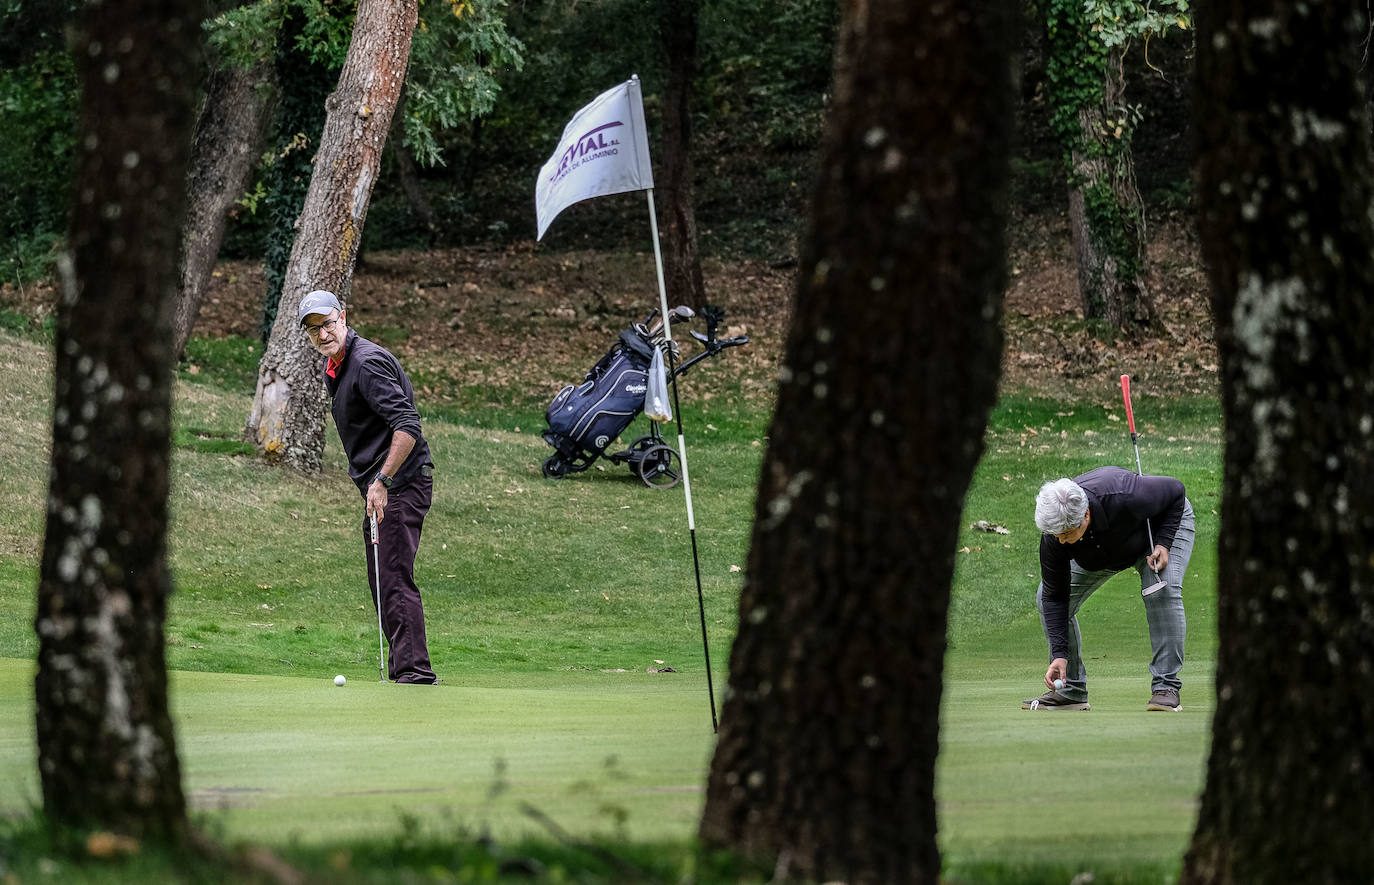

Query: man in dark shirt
[
  {"left": 1022, "top": 466, "right": 1195, "bottom": 712},
  {"left": 299, "top": 289, "right": 438, "bottom": 684}
]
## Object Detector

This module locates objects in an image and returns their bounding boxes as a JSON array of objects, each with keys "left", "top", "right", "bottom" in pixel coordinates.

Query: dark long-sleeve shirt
[
  {"left": 324, "top": 328, "right": 432, "bottom": 494},
  {"left": 1039, "top": 466, "right": 1186, "bottom": 659}
]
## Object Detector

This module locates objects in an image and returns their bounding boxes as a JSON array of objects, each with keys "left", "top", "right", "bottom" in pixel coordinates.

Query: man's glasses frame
[{"left": 305, "top": 313, "right": 341, "bottom": 338}]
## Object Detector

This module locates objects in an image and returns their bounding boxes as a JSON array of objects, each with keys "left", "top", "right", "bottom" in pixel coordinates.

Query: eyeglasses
[{"left": 305, "top": 315, "right": 340, "bottom": 338}]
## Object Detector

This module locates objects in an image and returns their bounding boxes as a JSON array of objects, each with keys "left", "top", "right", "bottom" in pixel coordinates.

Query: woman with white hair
[{"left": 1022, "top": 466, "right": 1195, "bottom": 712}]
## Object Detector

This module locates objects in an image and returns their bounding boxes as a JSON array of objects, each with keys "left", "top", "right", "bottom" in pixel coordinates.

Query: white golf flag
[{"left": 535, "top": 78, "right": 654, "bottom": 240}]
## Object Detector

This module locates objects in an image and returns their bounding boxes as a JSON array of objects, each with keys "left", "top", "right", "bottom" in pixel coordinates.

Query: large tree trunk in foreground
[
  {"left": 35, "top": 0, "right": 200, "bottom": 841},
  {"left": 698, "top": 1, "right": 1014, "bottom": 882},
  {"left": 1182, "top": 3, "right": 1374, "bottom": 883},
  {"left": 173, "top": 59, "right": 276, "bottom": 359},
  {"left": 245, "top": 0, "right": 419, "bottom": 471},
  {"left": 658, "top": 0, "right": 706, "bottom": 312}
]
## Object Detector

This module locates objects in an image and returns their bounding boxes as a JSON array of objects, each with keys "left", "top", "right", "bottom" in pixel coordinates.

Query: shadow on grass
[
  {"left": 0, "top": 808, "right": 775, "bottom": 884},
  {"left": 173, "top": 427, "right": 255, "bottom": 457},
  {"left": 945, "top": 860, "right": 1181, "bottom": 885}
]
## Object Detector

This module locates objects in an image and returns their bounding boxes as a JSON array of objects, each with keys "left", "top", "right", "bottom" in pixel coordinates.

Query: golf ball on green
[
  {"left": 1053, "top": 678, "right": 1065, "bottom": 690},
  {"left": 334, "top": 674, "right": 346, "bottom": 686}
]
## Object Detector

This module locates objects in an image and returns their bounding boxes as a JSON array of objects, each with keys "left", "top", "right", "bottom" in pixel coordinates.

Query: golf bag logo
[{"left": 594, "top": 434, "right": 610, "bottom": 449}]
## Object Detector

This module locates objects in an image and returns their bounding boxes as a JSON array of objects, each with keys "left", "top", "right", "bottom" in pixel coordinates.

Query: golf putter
[
  {"left": 1121, "top": 375, "right": 1166, "bottom": 597},
  {"left": 370, "top": 511, "right": 387, "bottom": 682}
]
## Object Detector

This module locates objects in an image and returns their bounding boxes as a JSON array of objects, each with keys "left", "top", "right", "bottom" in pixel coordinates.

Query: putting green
[
  {"left": 0, "top": 658, "right": 718, "bottom": 845},
  {"left": 938, "top": 672, "right": 1212, "bottom": 869},
  {"left": 0, "top": 654, "right": 1212, "bottom": 870}
]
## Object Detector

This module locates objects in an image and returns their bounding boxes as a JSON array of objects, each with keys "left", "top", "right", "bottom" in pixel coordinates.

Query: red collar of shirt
[{"left": 325, "top": 342, "right": 347, "bottom": 378}]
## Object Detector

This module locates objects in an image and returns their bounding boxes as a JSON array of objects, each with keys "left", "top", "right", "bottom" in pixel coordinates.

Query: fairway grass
[
  {"left": 0, "top": 656, "right": 1211, "bottom": 880},
  {"left": 0, "top": 328, "right": 1222, "bottom": 881}
]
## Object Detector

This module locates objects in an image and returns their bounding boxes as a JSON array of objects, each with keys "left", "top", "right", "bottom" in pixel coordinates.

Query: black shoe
[{"left": 1021, "top": 689, "right": 1090, "bottom": 711}]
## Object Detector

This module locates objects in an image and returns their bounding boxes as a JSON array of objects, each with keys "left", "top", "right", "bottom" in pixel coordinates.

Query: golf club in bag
[
  {"left": 1120, "top": 374, "right": 1166, "bottom": 597},
  {"left": 370, "top": 512, "right": 387, "bottom": 682},
  {"left": 541, "top": 305, "right": 748, "bottom": 488}
]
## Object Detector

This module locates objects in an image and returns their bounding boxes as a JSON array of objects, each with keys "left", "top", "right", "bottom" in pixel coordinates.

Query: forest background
[{"left": 1, "top": 0, "right": 1211, "bottom": 399}]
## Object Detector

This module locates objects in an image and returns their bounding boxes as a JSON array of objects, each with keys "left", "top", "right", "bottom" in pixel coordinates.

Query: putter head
[{"left": 1142, "top": 579, "right": 1166, "bottom": 597}]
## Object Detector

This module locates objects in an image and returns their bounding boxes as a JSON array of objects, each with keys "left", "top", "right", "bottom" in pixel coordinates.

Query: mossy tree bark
[
  {"left": 256, "top": 0, "right": 340, "bottom": 343},
  {"left": 1182, "top": 3, "right": 1374, "bottom": 883},
  {"left": 1043, "top": 0, "right": 1159, "bottom": 334},
  {"left": 35, "top": 0, "right": 201, "bottom": 841},
  {"left": 245, "top": 0, "right": 418, "bottom": 472},
  {"left": 697, "top": 1, "right": 1014, "bottom": 882}
]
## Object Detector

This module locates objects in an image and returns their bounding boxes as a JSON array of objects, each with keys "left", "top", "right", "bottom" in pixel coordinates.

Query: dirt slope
[{"left": 2, "top": 213, "right": 1217, "bottom": 407}]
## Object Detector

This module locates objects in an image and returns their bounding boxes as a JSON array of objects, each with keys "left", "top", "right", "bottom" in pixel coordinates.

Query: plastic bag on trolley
[{"left": 644, "top": 344, "right": 672, "bottom": 423}]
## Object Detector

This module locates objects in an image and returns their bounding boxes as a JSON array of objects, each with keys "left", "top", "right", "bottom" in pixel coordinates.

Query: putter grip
[
  {"left": 369, "top": 514, "right": 378, "bottom": 545},
  {"left": 1120, "top": 374, "right": 1136, "bottom": 435}
]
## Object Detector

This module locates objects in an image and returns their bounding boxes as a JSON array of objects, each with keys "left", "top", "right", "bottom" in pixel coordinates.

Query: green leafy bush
[{"left": 0, "top": 50, "right": 76, "bottom": 286}]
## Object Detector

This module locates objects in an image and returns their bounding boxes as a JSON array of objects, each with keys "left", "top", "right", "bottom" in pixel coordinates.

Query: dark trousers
[{"left": 360, "top": 472, "right": 436, "bottom": 683}]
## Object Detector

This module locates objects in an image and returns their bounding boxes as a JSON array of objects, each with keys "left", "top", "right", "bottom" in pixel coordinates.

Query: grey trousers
[{"left": 1036, "top": 499, "right": 1195, "bottom": 699}]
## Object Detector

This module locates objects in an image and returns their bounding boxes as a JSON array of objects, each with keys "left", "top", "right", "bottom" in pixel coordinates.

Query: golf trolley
[{"left": 541, "top": 305, "right": 748, "bottom": 488}]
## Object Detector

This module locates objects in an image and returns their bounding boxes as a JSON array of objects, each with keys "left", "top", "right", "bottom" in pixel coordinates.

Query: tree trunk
[
  {"left": 245, "top": 0, "right": 419, "bottom": 472},
  {"left": 35, "top": 0, "right": 200, "bottom": 841},
  {"left": 658, "top": 0, "right": 707, "bottom": 312},
  {"left": 1043, "top": 5, "right": 1158, "bottom": 335},
  {"left": 1066, "top": 60, "right": 1155, "bottom": 330},
  {"left": 258, "top": 1, "right": 342, "bottom": 343},
  {"left": 698, "top": 2, "right": 1014, "bottom": 883},
  {"left": 389, "top": 84, "right": 440, "bottom": 246},
  {"left": 1182, "top": 3, "right": 1374, "bottom": 883},
  {"left": 172, "top": 59, "right": 276, "bottom": 359}
]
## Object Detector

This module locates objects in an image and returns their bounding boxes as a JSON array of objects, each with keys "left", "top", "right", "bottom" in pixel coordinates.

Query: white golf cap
[{"left": 298, "top": 289, "right": 341, "bottom": 325}]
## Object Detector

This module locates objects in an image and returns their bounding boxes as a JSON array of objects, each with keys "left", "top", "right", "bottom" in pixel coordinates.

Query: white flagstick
[{"left": 646, "top": 188, "right": 718, "bottom": 733}]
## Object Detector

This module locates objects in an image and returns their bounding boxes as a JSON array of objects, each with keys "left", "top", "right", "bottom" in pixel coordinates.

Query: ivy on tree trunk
[
  {"left": 1042, "top": 0, "right": 1159, "bottom": 334},
  {"left": 258, "top": 1, "right": 339, "bottom": 344}
]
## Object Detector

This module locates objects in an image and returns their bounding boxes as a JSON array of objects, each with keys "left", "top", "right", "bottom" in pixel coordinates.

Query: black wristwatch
[{"left": 374, "top": 472, "right": 393, "bottom": 489}]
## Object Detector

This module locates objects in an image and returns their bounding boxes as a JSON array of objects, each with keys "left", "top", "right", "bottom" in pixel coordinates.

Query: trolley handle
[{"left": 689, "top": 330, "right": 750, "bottom": 349}]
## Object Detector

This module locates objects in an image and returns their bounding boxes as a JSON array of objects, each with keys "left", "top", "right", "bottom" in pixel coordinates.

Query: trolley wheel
[
  {"left": 637, "top": 444, "right": 681, "bottom": 489},
  {"left": 542, "top": 455, "right": 568, "bottom": 479}
]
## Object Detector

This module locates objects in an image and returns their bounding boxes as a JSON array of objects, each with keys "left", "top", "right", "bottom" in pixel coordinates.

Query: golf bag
[
  {"left": 541, "top": 306, "right": 748, "bottom": 488},
  {"left": 543, "top": 327, "right": 656, "bottom": 472}
]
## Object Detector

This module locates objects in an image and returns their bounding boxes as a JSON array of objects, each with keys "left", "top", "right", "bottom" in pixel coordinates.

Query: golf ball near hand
[
  {"left": 1053, "top": 678, "right": 1065, "bottom": 690},
  {"left": 334, "top": 674, "right": 346, "bottom": 687}
]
